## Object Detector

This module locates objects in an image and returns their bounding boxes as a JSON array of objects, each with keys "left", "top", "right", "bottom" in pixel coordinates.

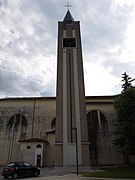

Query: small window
[{"left": 27, "top": 146, "right": 31, "bottom": 149}]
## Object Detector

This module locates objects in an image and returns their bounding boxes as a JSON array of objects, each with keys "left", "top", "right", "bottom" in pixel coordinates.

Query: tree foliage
[
  {"left": 122, "top": 72, "right": 135, "bottom": 92},
  {"left": 113, "top": 73, "right": 135, "bottom": 163}
]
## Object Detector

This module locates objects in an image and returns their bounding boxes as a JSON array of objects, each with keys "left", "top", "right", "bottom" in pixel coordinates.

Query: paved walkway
[
  {"left": 0, "top": 166, "right": 132, "bottom": 180},
  {"left": 21, "top": 174, "right": 90, "bottom": 179},
  {"left": 20, "top": 174, "right": 132, "bottom": 180}
]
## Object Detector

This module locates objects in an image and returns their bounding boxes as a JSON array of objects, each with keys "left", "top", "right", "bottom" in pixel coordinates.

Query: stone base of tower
[
  {"left": 55, "top": 143, "right": 63, "bottom": 166},
  {"left": 55, "top": 143, "right": 90, "bottom": 167}
]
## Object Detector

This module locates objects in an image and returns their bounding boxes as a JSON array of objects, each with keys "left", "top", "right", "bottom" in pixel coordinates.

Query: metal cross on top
[{"left": 65, "top": 2, "right": 72, "bottom": 10}]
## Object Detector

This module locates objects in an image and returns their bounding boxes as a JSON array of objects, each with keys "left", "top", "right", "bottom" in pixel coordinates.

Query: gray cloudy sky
[{"left": 0, "top": 0, "right": 135, "bottom": 98}]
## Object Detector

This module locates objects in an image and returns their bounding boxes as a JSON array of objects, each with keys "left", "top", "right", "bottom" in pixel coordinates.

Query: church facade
[
  {"left": 0, "top": 10, "right": 135, "bottom": 167},
  {"left": 0, "top": 96, "right": 134, "bottom": 166}
]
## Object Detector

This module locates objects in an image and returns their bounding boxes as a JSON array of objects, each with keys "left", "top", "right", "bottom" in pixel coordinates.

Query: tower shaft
[{"left": 55, "top": 12, "right": 90, "bottom": 166}]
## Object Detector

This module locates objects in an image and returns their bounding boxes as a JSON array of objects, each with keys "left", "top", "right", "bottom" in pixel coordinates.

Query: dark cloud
[
  {"left": 0, "top": 0, "right": 135, "bottom": 97},
  {"left": 0, "top": 66, "right": 22, "bottom": 95},
  {"left": 0, "top": 64, "right": 55, "bottom": 97}
]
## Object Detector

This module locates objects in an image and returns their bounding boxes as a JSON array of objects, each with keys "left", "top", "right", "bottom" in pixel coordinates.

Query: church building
[{"left": 0, "top": 9, "right": 135, "bottom": 167}]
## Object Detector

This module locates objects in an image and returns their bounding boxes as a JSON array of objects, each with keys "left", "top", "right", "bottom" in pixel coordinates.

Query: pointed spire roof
[{"left": 63, "top": 10, "right": 74, "bottom": 23}]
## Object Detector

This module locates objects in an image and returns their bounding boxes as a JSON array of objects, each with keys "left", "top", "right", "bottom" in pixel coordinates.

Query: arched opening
[
  {"left": 7, "top": 114, "right": 28, "bottom": 140},
  {"left": 87, "top": 110, "right": 107, "bottom": 165},
  {"left": 6, "top": 114, "right": 28, "bottom": 163},
  {"left": 36, "top": 144, "right": 42, "bottom": 148}
]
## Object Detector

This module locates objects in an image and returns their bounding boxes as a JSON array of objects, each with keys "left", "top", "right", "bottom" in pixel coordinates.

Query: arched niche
[{"left": 87, "top": 110, "right": 108, "bottom": 165}]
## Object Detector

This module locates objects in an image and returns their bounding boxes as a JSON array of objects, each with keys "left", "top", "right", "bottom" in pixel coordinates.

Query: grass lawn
[{"left": 81, "top": 166, "right": 135, "bottom": 179}]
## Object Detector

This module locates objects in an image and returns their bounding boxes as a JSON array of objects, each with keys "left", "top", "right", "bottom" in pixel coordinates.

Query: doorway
[
  {"left": 36, "top": 154, "right": 41, "bottom": 167},
  {"left": 35, "top": 144, "right": 43, "bottom": 167}
]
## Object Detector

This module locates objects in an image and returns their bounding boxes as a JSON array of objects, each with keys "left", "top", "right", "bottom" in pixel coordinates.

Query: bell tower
[{"left": 55, "top": 8, "right": 90, "bottom": 166}]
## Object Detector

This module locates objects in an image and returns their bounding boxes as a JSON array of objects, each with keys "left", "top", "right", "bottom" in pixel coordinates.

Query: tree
[
  {"left": 122, "top": 72, "right": 135, "bottom": 92},
  {"left": 113, "top": 73, "right": 135, "bottom": 164}
]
